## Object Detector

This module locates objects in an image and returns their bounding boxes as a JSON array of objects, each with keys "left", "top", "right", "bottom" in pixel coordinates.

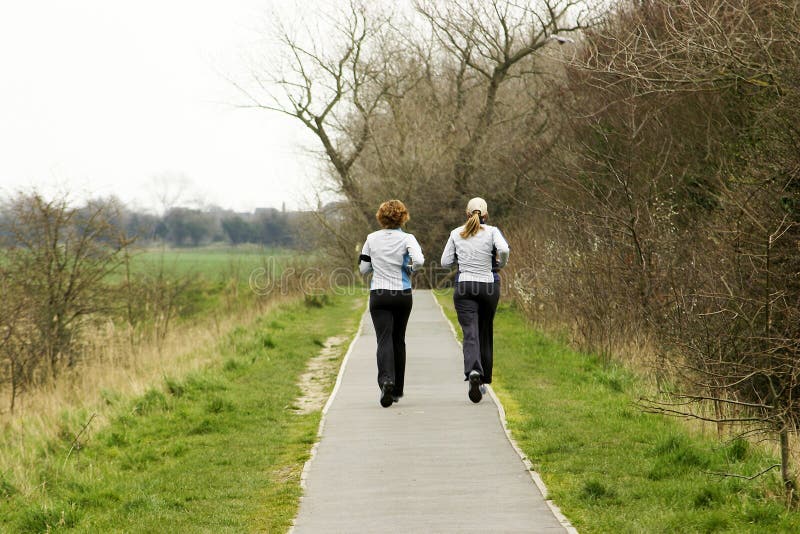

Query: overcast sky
[{"left": 0, "top": 1, "right": 327, "bottom": 213}]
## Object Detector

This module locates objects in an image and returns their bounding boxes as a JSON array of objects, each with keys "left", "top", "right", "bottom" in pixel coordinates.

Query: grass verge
[
  {"left": 0, "top": 291, "right": 365, "bottom": 533},
  {"left": 435, "top": 290, "right": 800, "bottom": 533}
]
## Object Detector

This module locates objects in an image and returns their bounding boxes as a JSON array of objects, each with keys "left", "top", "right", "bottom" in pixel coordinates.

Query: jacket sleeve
[
  {"left": 440, "top": 233, "right": 456, "bottom": 268},
  {"left": 492, "top": 227, "right": 510, "bottom": 269},
  {"left": 407, "top": 234, "right": 424, "bottom": 271},
  {"left": 358, "top": 238, "right": 372, "bottom": 275}
]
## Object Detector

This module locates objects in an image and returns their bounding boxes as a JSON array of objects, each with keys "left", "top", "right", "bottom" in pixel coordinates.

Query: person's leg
[
  {"left": 453, "top": 282, "right": 482, "bottom": 379},
  {"left": 390, "top": 291, "right": 413, "bottom": 397},
  {"left": 477, "top": 282, "right": 500, "bottom": 384},
  {"left": 369, "top": 291, "right": 395, "bottom": 389}
]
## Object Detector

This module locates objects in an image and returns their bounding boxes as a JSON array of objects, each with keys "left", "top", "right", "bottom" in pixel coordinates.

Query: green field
[
  {"left": 0, "top": 291, "right": 365, "bottom": 533},
  {"left": 112, "top": 245, "right": 317, "bottom": 323},
  {"left": 128, "top": 244, "right": 297, "bottom": 279},
  {"left": 113, "top": 245, "right": 304, "bottom": 290},
  {"left": 435, "top": 291, "right": 800, "bottom": 533}
]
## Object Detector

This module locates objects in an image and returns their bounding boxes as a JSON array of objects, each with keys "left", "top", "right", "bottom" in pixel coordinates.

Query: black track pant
[
  {"left": 453, "top": 281, "right": 500, "bottom": 383},
  {"left": 369, "top": 289, "right": 412, "bottom": 395}
]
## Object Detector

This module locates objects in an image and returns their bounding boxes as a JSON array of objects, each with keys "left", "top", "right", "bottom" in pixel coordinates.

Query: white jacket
[
  {"left": 359, "top": 229, "right": 424, "bottom": 290},
  {"left": 441, "top": 224, "right": 509, "bottom": 283}
]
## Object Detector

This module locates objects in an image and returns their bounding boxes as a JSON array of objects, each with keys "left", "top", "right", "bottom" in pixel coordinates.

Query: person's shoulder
[
  {"left": 366, "top": 229, "right": 385, "bottom": 241},
  {"left": 488, "top": 225, "right": 510, "bottom": 247},
  {"left": 450, "top": 225, "right": 465, "bottom": 236},
  {"left": 486, "top": 224, "right": 505, "bottom": 235}
]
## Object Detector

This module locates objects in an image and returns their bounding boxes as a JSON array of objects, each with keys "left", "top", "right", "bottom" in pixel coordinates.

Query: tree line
[
  {"left": 250, "top": 0, "right": 799, "bottom": 499},
  {"left": 0, "top": 195, "right": 312, "bottom": 248},
  {"left": 108, "top": 202, "right": 305, "bottom": 248}
]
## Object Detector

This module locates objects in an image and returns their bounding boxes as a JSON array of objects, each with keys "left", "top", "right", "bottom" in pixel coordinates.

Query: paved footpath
[{"left": 291, "top": 290, "right": 572, "bottom": 533}]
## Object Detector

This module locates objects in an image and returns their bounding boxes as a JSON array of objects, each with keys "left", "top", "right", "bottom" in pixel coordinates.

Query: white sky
[{"left": 0, "top": 1, "right": 327, "bottom": 213}]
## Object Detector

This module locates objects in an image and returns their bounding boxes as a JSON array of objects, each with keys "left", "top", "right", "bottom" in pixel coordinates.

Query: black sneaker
[
  {"left": 391, "top": 393, "right": 402, "bottom": 404},
  {"left": 380, "top": 382, "right": 394, "bottom": 408},
  {"left": 468, "top": 371, "right": 482, "bottom": 403}
]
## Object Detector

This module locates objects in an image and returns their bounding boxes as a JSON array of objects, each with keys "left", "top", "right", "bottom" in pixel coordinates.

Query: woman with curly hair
[
  {"left": 441, "top": 197, "right": 509, "bottom": 403},
  {"left": 359, "top": 200, "right": 424, "bottom": 407}
]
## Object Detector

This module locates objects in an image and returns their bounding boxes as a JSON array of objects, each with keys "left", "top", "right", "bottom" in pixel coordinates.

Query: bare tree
[
  {"left": 150, "top": 172, "right": 193, "bottom": 216},
  {"left": 415, "top": 0, "right": 595, "bottom": 199},
  {"left": 556, "top": 0, "right": 800, "bottom": 500},
  {"left": 579, "top": 0, "right": 785, "bottom": 97},
  {"left": 0, "top": 274, "right": 31, "bottom": 414},
  {"left": 644, "top": 179, "right": 799, "bottom": 499},
  {"left": 0, "top": 193, "right": 133, "bottom": 380},
  {"left": 237, "top": 0, "right": 402, "bottom": 226}
]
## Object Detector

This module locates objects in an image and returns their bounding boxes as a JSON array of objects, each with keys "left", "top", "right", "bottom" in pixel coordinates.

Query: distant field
[
  {"left": 2, "top": 244, "right": 300, "bottom": 281},
  {"left": 127, "top": 244, "right": 300, "bottom": 279},
  {"left": 113, "top": 245, "right": 318, "bottom": 322}
]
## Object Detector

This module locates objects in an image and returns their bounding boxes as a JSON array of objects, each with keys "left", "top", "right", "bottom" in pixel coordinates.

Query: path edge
[
  {"left": 288, "top": 298, "right": 368, "bottom": 533},
  {"left": 430, "top": 290, "right": 578, "bottom": 534}
]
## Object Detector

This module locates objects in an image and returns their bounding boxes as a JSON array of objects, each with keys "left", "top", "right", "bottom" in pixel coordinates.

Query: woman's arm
[
  {"left": 358, "top": 238, "right": 373, "bottom": 275},
  {"left": 440, "top": 233, "right": 456, "bottom": 268},
  {"left": 407, "top": 234, "right": 424, "bottom": 271},
  {"left": 492, "top": 227, "right": 510, "bottom": 268}
]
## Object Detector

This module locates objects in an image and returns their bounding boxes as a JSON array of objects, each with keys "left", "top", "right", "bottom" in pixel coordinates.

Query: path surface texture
[{"left": 292, "top": 290, "right": 571, "bottom": 533}]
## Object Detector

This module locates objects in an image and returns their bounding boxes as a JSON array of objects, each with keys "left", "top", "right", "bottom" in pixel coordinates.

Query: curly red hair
[{"left": 376, "top": 200, "right": 409, "bottom": 229}]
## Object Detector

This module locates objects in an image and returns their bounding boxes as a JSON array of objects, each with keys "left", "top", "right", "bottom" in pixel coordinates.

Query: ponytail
[{"left": 460, "top": 211, "right": 483, "bottom": 238}]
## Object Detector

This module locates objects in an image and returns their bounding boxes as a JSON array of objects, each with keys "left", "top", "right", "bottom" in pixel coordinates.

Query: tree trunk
[
  {"left": 453, "top": 69, "right": 505, "bottom": 197},
  {"left": 780, "top": 427, "right": 796, "bottom": 504}
]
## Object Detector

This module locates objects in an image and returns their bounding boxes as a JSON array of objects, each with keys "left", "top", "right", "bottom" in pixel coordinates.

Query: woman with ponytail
[{"left": 440, "top": 197, "right": 509, "bottom": 403}]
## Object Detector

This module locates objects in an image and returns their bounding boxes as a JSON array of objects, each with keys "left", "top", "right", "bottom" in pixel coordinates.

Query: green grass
[
  {"left": 129, "top": 244, "right": 296, "bottom": 279},
  {"left": 434, "top": 290, "right": 800, "bottom": 533},
  {"left": 112, "top": 245, "right": 318, "bottom": 323},
  {"left": 0, "top": 291, "right": 366, "bottom": 533}
]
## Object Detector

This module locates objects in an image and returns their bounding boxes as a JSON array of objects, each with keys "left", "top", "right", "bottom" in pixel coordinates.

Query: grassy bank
[
  {"left": 435, "top": 291, "right": 800, "bottom": 533},
  {"left": 0, "top": 246, "right": 313, "bottom": 436},
  {"left": 0, "top": 291, "right": 365, "bottom": 533},
  {"left": 1, "top": 247, "right": 319, "bottom": 495}
]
